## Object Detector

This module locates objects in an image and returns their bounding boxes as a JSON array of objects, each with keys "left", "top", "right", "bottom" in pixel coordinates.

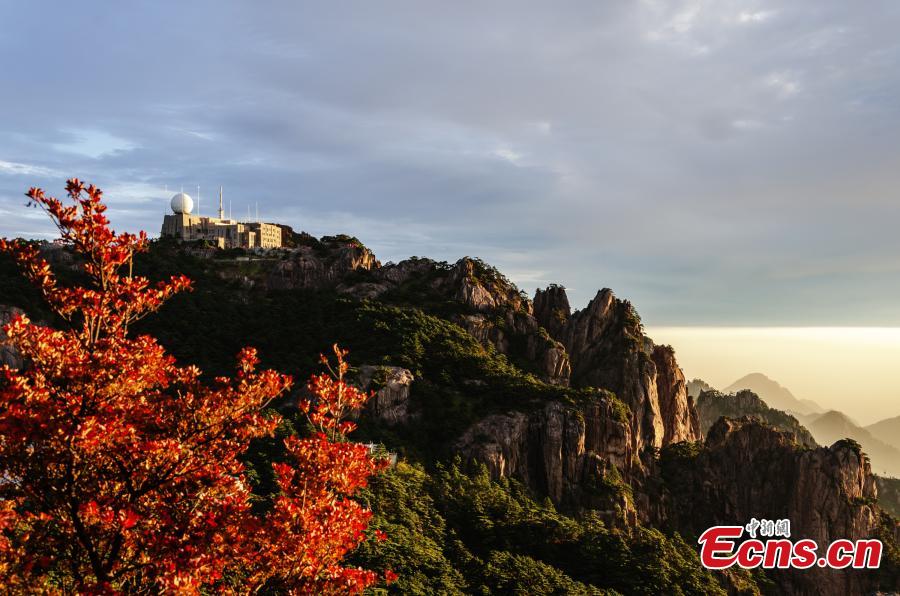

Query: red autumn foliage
[{"left": 0, "top": 180, "right": 392, "bottom": 593}]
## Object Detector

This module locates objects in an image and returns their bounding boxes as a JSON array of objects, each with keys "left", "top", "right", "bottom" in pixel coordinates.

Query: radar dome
[{"left": 170, "top": 192, "right": 194, "bottom": 214}]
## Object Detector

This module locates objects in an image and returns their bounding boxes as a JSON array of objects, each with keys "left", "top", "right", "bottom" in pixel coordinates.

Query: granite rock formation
[
  {"left": 357, "top": 365, "right": 415, "bottom": 425},
  {"left": 455, "top": 393, "right": 636, "bottom": 524},
  {"left": 661, "top": 417, "right": 895, "bottom": 595},
  {"left": 534, "top": 286, "right": 702, "bottom": 462}
]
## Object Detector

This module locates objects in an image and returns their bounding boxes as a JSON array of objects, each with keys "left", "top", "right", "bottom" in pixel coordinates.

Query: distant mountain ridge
[
  {"left": 693, "top": 373, "right": 900, "bottom": 477},
  {"left": 724, "top": 372, "right": 824, "bottom": 416},
  {"left": 867, "top": 415, "right": 900, "bottom": 453},
  {"left": 802, "top": 410, "right": 900, "bottom": 477}
]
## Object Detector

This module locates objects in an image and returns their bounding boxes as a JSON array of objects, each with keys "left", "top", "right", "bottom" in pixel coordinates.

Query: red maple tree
[{"left": 0, "top": 180, "right": 391, "bottom": 593}]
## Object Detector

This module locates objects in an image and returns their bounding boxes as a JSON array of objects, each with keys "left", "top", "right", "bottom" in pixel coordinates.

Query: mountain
[
  {"left": 695, "top": 389, "right": 818, "bottom": 447},
  {"left": 806, "top": 411, "right": 900, "bottom": 477},
  {"left": 662, "top": 417, "right": 896, "bottom": 595},
  {"left": 724, "top": 372, "right": 824, "bottom": 416},
  {"left": 1, "top": 238, "right": 897, "bottom": 595},
  {"left": 686, "top": 378, "right": 714, "bottom": 398},
  {"left": 693, "top": 390, "right": 900, "bottom": 538},
  {"left": 867, "top": 415, "right": 900, "bottom": 452}
]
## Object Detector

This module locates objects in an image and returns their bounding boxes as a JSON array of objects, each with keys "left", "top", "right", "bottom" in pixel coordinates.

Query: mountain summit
[{"left": 724, "top": 372, "right": 824, "bottom": 416}]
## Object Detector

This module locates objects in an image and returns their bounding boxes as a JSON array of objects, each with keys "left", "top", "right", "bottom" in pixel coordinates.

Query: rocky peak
[
  {"left": 455, "top": 392, "right": 636, "bottom": 525},
  {"left": 447, "top": 257, "right": 530, "bottom": 314},
  {"left": 533, "top": 284, "right": 570, "bottom": 338},
  {"left": 533, "top": 285, "right": 701, "bottom": 459},
  {"left": 266, "top": 238, "right": 380, "bottom": 291},
  {"left": 379, "top": 258, "right": 438, "bottom": 286},
  {"left": 651, "top": 344, "right": 701, "bottom": 445},
  {"left": 357, "top": 365, "right": 414, "bottom": 425},
  {"left": 696, "top": 389, "right": 818, "bottom": 447},
  {"left": 662, "top": 417, "right": 894, "bottom": 596}
]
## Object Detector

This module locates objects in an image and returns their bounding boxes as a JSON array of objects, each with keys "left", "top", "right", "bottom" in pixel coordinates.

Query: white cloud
[
  {"left": 52, "top": 129, "right": 135, "bottom": 159},
  {"left": 493, "top": 147, "right": 524, "bottom": 165},
  {"left": 764, "top": 71, "right": 801, "bottom": 99},
  {"left": 642, "top": 0, "right": 713, "bottom": 55},
  {"left": 737, "top": 10, "right": 775, "bottom": 24},
  {"left": 0, "top": 160, "right": 61, "bottom": 178},
  {"left": 732, "top": 119, "right": 763, "bottom": 130}
]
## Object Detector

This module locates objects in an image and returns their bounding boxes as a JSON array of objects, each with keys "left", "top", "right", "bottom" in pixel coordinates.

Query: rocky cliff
[
  {"left": 696, "top": 389, "right": 819, "bottom": 447},
  {"left": 455, "top": 392, "right": 636, "bottom": 524},
  {"left": 661, "top": 417, "right": 897, "bottom": 595},
  {"left": 357, "top": 364, "right": 415, "bottom": 425},
  {"left": 534, "top": 286, "right": 702, "bottom": 463},
  {"left": 267, "top": 237, "right": 380, "bottom": 291}
]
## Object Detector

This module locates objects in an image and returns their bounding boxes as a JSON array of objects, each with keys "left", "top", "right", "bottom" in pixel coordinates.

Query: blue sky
[{"left": 2, "top": 1, "right": 900, "bottom": 325}]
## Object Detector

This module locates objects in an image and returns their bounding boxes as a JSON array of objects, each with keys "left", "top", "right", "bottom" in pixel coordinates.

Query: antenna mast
[{"left": 218, "top": 186, "right": 224, "bottom": 219}]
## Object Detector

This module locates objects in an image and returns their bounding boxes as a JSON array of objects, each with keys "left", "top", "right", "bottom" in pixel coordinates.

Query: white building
[{"left": 160, "top": 190, "right": 282, "bottom": 249}]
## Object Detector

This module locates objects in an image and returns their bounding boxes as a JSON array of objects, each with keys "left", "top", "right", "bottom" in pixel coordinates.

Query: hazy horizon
[{"left": 648, "top": 325, "right": 900, "bottom": 425}]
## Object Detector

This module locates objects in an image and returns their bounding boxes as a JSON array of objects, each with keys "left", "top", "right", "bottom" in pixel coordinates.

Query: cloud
[
  {"left": 493, "top": 147, "right": 524, "bottom": 165},
  {"left": 737, "top": 10, "right": 776, "bottom": 24},
  {"left": 1, "top": 0, "right": 900, "bottom": 325},
  {"left": 0, "top": 160, "right": 62, "bottom": 178},
  {"left": 764, "top": 71, "right": 801, "bottom": 99},
  {"left": 52, "top": 129, "right": 136, "bottom": 159}
]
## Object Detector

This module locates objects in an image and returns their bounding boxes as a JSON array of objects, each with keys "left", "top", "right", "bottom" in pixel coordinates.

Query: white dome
[{"left": 170, "top": 192, "right": 194, "bottom": 214}]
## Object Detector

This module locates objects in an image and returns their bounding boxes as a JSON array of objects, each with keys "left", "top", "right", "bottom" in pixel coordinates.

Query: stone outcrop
[
  {"left": 661, "top": 417, "right": 896, "bottom": 596},
  {"left": 454, "top": 311, "right": 571, "bottom": 386},
  {"left": 453, "top": 282, "right": 703, "bottom": 517},
  {"left": 652, "top": 344, "right": 701, "bottom": 445},
  {"left": 533, "top": 284, "right": 570, "bottom": 339},
  {"left": 455, "top": 394, "right": 635, "bottom": 524},
  {"left": 445, "top": 257, "right": 530, "bottom": 313},
  {"left": 369, "top": 257, "right": 575, "bottom": 386},
  {"left": 534, "top": 286, "right": 702, "bottom": 461},
  {"left": 696, "top": 389, "right": 819, "bottom": 447},
  {"left": 267, "top": 240, "right": 379, "bottom": 290},
  {"left": 357, "top": 365, "right": 414, "bottom": 425}
]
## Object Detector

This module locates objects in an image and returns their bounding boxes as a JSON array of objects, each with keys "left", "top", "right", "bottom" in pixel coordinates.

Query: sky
[
  {"left": 648, "top": 326, "right": 900, "bottom": 425},
  {"left": 1, "top": 2, "right": 900, "bottom": 416}
]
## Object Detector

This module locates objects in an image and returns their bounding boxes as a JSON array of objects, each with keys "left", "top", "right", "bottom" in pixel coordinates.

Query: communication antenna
[{"left": 218, "top": 186, "right": 224, "bottom": 220}]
